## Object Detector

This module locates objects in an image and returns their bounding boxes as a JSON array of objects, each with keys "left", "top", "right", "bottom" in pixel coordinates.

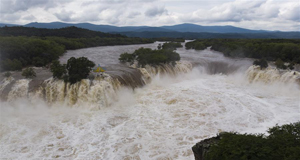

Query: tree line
[
  {"left": 0, "top": 26, "right": 125, "bottom": 38},
  {"left": 0, "top": 27, "right": 154, "bottom": 71},
  {"left": 185, "top": 39, "right": 300, "bottom": 64}
]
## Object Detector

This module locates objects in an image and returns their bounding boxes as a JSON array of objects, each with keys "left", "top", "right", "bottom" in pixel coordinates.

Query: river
[{"left": 1, "top": 42, "right": 300, "bottom": 159}]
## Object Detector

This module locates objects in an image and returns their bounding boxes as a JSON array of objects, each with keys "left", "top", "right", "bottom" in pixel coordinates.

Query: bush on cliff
[
  {"left": 203, "top": 122, "right": 300, "bottom": 160},
  {"left": 50, "top": 60, "right": 67, "bottom": 79},
  {"left": 50, "top": 57, "right": 95, "bottom": 84},
  {"left": 22, "top": 67, "right": 36, "bottom": 78},
  {"left": 66, "top": 57, "right": 95, "bottom": 84},
  {"left": 253, "top": 59, "right": 268, "bottom": 69}
]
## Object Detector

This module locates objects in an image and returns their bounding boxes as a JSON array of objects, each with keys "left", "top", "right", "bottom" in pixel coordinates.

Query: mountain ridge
[{"left": 0, "top": 22, "right": 293, "bottom": 33}]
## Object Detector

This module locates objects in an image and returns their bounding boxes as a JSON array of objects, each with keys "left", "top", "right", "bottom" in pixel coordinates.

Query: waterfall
[
  {"left": 7, "top": 79, "right": 31, "bottom": 101},
  {"left": 0, "top": 76, "right": 14, "bottom": 93},
  {"left": 136, "top": 61, "right": 193, "bottom": 84},
  {"left": 246, "top": 66, "right": 300, "bottom": 84},
  {"left": 0, "top": 61, "right": 193, "bottom": 108}
]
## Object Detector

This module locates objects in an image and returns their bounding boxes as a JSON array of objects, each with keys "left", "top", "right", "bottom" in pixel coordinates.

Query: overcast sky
[{"left": 0, "top": 0, "right": 299, "bottom": 31}]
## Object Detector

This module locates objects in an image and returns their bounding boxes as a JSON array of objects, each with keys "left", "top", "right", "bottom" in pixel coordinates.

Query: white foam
[{"left": 1, "top": 68, "right": 299, "bottom": 159}]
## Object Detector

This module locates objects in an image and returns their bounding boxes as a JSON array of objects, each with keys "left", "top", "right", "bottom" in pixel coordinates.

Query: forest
[
  {"left": 185, "top": 39, "right": 300, "bottom": 64},
  {"left": 0, "top": 26, "right": 154, "bottom": 71}
]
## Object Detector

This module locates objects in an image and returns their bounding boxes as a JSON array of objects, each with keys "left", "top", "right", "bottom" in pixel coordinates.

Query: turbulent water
[{"left": 1, "top": 42, "right": 300, "bottom": 159}]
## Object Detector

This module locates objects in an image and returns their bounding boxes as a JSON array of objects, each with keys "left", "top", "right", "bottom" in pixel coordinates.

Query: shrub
[
  {"left": 22, "top": 67, "right": 36, "bottom": 78},
  {"left": 253, "top": 59, "right": 268, "bottom": 69},
  {"left": 3, "top": 72, "right": 11, "bottom": 77},
  {"left": 119, "top": 52, "right": 135, "bottom": 63},
  {"left": 275, "top": 58, "right": 287, "bottom": 69},
  {"left": 65, "top": 57, "right": 95, "bottom": 84},
  {"left": 288, "top": 63, "right": 295, "bottom": 70},
  {"left": 50, "top": 60, "right": 67, "bottom": 79}
]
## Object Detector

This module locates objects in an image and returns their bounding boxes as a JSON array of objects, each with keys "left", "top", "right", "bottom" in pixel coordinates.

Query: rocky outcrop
[{"left": 192, "top": 133, "right": 226, "bottom": 160}]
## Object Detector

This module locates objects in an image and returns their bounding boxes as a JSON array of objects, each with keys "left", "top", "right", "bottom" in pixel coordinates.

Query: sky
[{"left": 0, "top": 0, "right": 299, "bottom": 31}]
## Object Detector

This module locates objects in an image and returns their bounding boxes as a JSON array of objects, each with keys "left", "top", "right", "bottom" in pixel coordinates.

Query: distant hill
[
  {"left": 161, "top": 23, "right": 266, "bottom": 33},
  {"left": 133, "top": 27, "right": 175, "bottom": 32},
  {"left": 0, "top": 26, "right": 125, "bottom": 38},
  {"left": 120, "top": 31, "right": 300, "bottom": 39},
  {"left": 23, "top": 22, "right": 147, "bottom": 32},
  {"left": 1, "top": 22, "right": 278, "bottom": 33},
  {"left": 1, "top": 22, "right": 299, "bottom": 39},
  {"left": 0, "top": 23, "right": 20, "bottom": 27}
]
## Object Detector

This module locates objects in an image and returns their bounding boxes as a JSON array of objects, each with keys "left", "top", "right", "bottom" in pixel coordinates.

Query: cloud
[
  {"left": 0, "top": 0, "right": 58, "bottom": 13},
  {"left": 145, "top": 6, "right": 167, "bottom": 17},
  {"left": 0, "top": 0, "right": 298, "bottom": 31},
  {"left": 54, "top": 9, "right": 75, "bottom": 22},
  {"left": 127, "top": 11, "right": 141, "bottom": 18},
  {"left": 279, "top": 4, "right": 300, "bottom": 21}
]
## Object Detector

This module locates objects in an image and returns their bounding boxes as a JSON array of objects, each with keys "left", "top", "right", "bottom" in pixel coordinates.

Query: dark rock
[{"left": 192, "top": 133, "right": 227, "bottom": 160}]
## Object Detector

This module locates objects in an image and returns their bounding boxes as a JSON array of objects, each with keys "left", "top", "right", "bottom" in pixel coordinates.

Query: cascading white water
[
  {"left": 136, "top": 61, "right": 193, "bottom": 84},
  {"left": 0, "top": 77, "right": 14, "bottom": 93},
  {"left": 1, "top": 43, "right": 300, "bottom": 160},
  {"left": 247, "top": 65, "right": 300, "bottom": 84},
  {"left": 7, "top": 79, "right": 31, "bottom": 101},
  {"left": 41, "top": 74, "right": 121, "bottom": 109}
]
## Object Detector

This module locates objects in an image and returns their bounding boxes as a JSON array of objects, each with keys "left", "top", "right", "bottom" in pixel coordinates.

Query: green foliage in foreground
[
  {"left": 119, "top": 47, "right": 180, "bottom": 67},
  {"left": 205, "top": 122, "right": 300, "bottom": 160},
  {"left": 185, "top": 39, "right": 300, "bottom": 64},
  {"left": 22, "top": 68, "right": 36, "bottom": 78},
  {"left": 50, "top": 57, "right": 95, "bottom": 84}
]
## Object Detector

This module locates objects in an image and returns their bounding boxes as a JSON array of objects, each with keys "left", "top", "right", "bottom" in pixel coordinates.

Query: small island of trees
[{"left": 119, "top": 44, "right": 180, "bottom": 67}]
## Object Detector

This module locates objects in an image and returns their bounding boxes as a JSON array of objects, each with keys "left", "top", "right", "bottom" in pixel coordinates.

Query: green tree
[
  {"left": 253, "top": 59, "right": 268, "bottom": 69},
  {"left": 22, "top": 67, "right": 36, "bottom": 78},
  {"left": 50, "top": 60, "right": 67, "bottom": 79},
  {"left": 65, "top": 57, "right": 95, "bottom": 84},
  {"left": 275, "top": 58, "right": 287, "bottom": 69},
  {"left": 119, "top": 52, "right": 135, "bottom": 63}
]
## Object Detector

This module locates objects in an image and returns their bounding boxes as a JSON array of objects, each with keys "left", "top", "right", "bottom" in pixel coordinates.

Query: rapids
[{"left": 1, "top": 42, "right": 300, "bottom": 159}]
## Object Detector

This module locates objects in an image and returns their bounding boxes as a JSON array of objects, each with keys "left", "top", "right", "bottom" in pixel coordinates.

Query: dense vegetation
[
  {"left": 0, "top": 26, "right": 125, "bottom": 38},
  {"left": 0, "top": 37, "right": 65, "bottom": 71},
  {"left": 205, "top": 121, "right": 300, "bottom": 160},
  {"left": 161, "top": 42, "right": 183, "bottom": 50},
  {"left": 0, "top": 26, "right": 154, "bottom": 71},
  {"left": 185, "top": 39, "right": 300, "bottom": 64},
  {"left": 119, "top": 46, "right": 180, "bottom": 67},
  {"left": 50, "top": 57, "right": 95, "bottom": 84}
]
